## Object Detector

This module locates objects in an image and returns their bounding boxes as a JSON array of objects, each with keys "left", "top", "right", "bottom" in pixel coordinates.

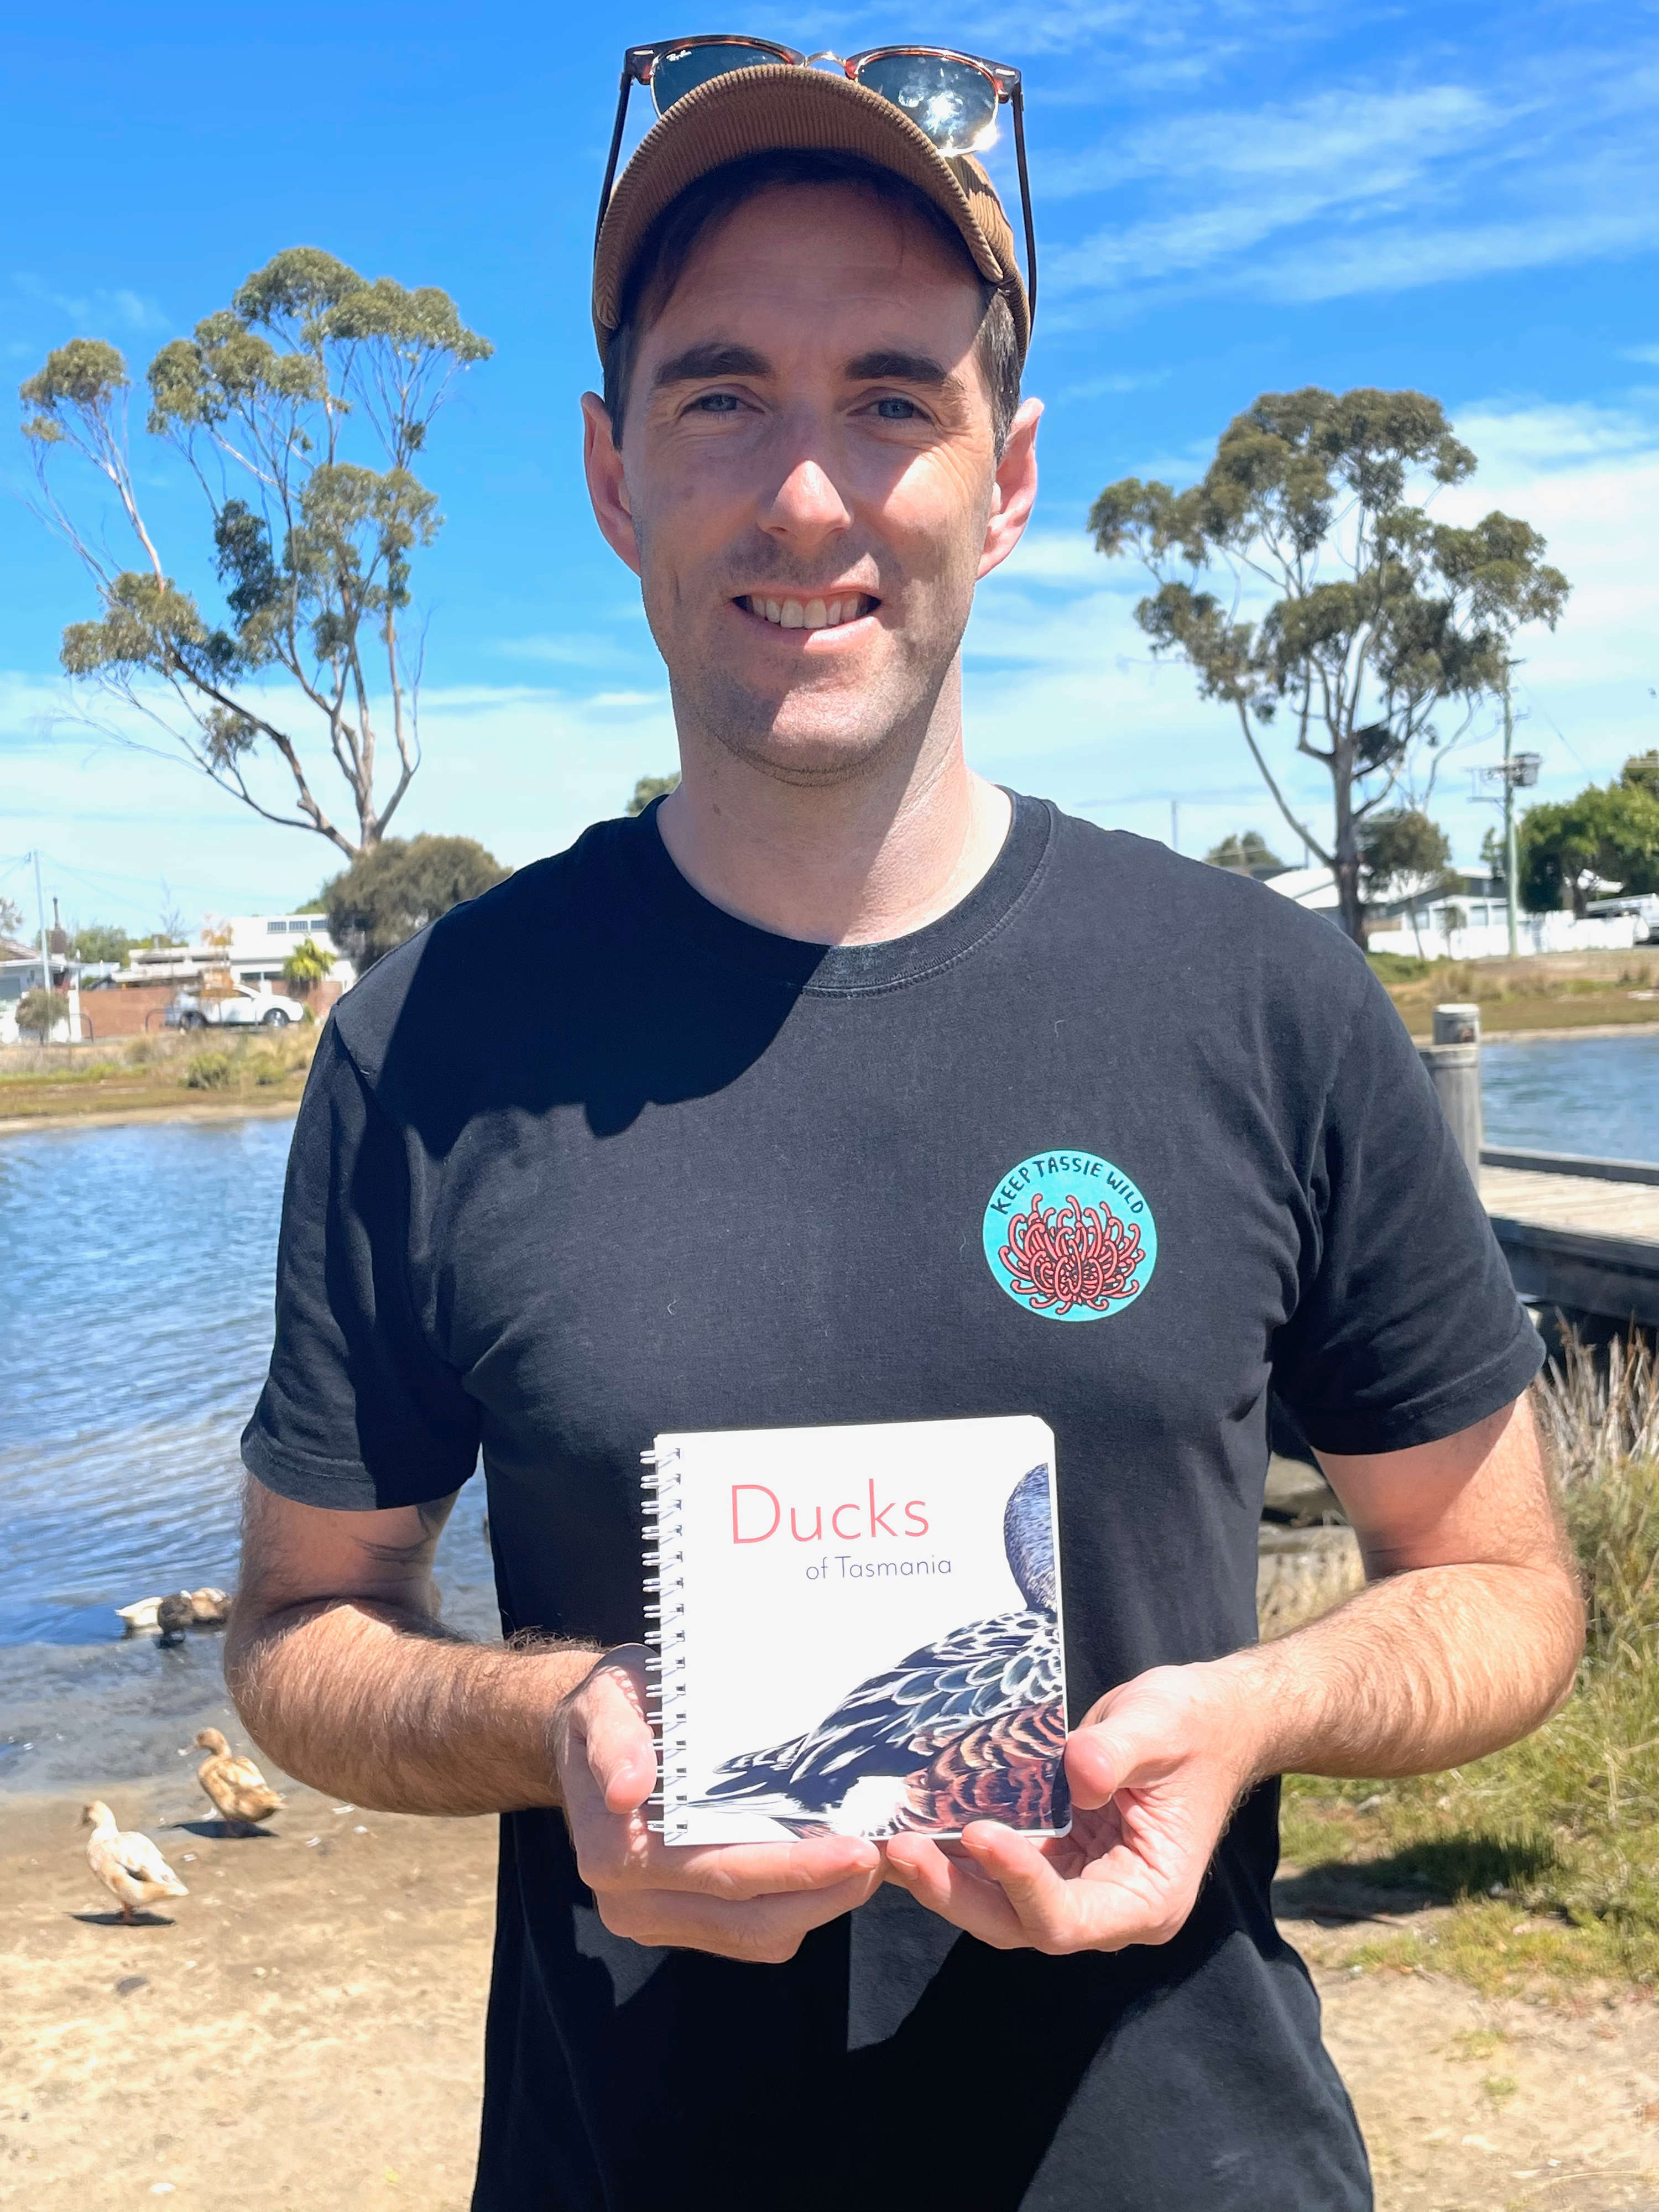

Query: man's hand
[
  {"left": 554, "top": 1646, "right": 883, "bottom": 1964},
  {"left": 886, "top": 1395, "right": 1582, "bottom": 1957},
  {"left": 882, "top": 1662, "right": 1249, "bottom": 1953}
]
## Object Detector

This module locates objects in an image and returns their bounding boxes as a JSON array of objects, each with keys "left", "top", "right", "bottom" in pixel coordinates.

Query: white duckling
[
  {"left": 81, "top": 1801, "right": 189, "bottom": 1922},
  {"left": 116, "top": 1597, "right": 163, "bottom": 1633},
  {"left": 194, "top": 1728, "right": 284, "bottom": 1833},
  {"left": 188, "top": 1588, "right": 231, "bottom": 1625}
]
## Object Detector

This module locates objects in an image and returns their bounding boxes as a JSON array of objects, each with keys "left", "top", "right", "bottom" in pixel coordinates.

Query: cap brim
[{"left": 592, "top": 65, "right": 1029, "bottom": 362}]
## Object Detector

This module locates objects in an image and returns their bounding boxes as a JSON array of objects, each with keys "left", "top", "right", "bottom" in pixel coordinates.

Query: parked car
[{"left": 166, "top": 985, "right": 298, "bottom": 1031}]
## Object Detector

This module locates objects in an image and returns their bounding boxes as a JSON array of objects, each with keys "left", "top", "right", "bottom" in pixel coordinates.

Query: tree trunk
[{"left": 1331, "top": 740, "right": 1367, "bottom": 944}]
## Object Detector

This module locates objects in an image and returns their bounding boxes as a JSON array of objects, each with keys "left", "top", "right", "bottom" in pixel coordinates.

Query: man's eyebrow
[
  {"left": 844, "top": 349, "right": 957, "bottom": 387},
  {"left": 650, "top": 342, "right": 771, "bottom": 390}
]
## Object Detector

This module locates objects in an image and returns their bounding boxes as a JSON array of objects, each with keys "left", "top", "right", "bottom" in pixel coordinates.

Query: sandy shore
[
  {"left": 7, "top": 1772, "right": 1659, "bottom": 2211},
  {"left": 0, "top": 1099, "right": 301, "bottom": 1139}
]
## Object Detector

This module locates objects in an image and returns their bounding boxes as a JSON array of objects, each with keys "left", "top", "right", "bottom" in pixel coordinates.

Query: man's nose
[{"left": 757, "top": 456, "right": 852, "bottom": 551}]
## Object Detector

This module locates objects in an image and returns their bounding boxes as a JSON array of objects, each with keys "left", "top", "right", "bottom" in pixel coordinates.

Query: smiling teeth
[{"left": 743, "top": 593, "right": 871, "bottom": 630}]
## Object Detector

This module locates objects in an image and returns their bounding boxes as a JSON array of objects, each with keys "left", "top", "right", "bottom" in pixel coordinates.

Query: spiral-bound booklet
[{"left": 641, "top": 1413, "right": 1069, "bottom": 1846}]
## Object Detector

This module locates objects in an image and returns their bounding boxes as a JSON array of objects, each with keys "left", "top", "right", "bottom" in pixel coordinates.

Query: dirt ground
[{"left": 7, "top": 1782, "right": 1659, "bottom": 2212}]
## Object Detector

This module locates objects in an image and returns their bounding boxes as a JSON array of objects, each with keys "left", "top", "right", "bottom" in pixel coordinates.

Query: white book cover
[{"left": 641, "top": 1413, "right": 1069, "bottom": 1846}]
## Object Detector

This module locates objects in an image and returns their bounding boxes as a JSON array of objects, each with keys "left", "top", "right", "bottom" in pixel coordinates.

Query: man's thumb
[{"left": 1064, "top": 1708, "right": 1166, "bottom": 1812}]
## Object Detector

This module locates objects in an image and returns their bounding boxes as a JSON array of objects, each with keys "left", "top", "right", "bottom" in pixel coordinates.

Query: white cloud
[
  {"left": 7, "top": 390, "right": 1655, "bottom": 919},
  {"left": 10, "top": 273, "right": 170, "bottom": 336},
  {"left": 1044, "top": 42, "right": 1659, "bottom": 313}
]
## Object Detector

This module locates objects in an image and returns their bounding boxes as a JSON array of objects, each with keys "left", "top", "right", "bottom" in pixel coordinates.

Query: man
[{"left": 230, "top": 54, "right": 1582, "bottom": 2212}]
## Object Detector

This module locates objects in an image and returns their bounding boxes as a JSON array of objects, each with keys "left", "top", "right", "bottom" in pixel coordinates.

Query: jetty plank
[{"left": 1480, "top": 1165, "right": 1659, "bottom": 1326}]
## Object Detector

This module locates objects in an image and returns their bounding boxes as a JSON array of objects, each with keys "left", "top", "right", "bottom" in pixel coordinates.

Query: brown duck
[{"left": 194, "top": 1729, "right": 284, "bottom": 1834}]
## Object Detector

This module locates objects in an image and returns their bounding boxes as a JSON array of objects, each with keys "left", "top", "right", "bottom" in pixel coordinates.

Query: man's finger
[
  {"left": 882, "top": 1833, "right": 1029, "bottom": 1948},
  {"left": 1064, "top": 1707, "right": 1178, "bottom": 1812},
  {"left": 958, "top": 1822, "right": 1077, "bottom": 1943},
  {"left": 597, "top": 1867, "right": 882, "bottom": 1962},
  {"left": 576, "top": 1665, "right": 659, "bottom": 1813},
  {"left": 662, "top": 1832, "right": 881, "bottom": 1900}
]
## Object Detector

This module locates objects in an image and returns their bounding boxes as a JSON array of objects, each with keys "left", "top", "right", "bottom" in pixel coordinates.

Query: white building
[
  {"left": 1258, "top": 867, "right": 1647, "bottom": 959},
  {"left": 120, "top": 913, "right": 356, "bottom": 994}
]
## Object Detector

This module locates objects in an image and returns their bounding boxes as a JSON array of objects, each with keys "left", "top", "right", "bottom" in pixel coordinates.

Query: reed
[{"left": 1281, "top": 1330, "right": 1659, "bottom": 1991}]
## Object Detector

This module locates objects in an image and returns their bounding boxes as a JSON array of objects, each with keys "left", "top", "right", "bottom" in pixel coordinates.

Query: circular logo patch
[{"left": 983, "top": 1151, "right": 1156, "bottom": 1322}]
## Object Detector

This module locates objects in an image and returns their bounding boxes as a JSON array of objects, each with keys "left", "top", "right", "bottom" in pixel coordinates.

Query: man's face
[{"left": 585, "top": 181, "right": 1035, "bottom": 785}]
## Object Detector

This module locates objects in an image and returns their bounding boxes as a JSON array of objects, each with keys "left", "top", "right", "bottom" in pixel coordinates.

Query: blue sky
[{"left": 2, "top": 0, "right": 1657, "bottom": 934}]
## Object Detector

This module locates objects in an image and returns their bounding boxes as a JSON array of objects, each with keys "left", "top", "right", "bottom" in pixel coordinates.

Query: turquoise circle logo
[{"left": 983, "top": 1151, "right": 1156, "bottom": 1322}]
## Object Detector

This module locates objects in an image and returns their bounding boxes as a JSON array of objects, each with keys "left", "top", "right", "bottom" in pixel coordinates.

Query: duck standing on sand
[
  {"left": 194, "top": 1728, "right": 284, "bottom": 1833},
  {"left": 81, "top": 1801, "right": 189, "bottom": 1922}
]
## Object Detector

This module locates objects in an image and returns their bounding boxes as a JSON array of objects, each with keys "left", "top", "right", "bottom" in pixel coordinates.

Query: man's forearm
[
  {"left": 227, "top": 1599, "right": 602, "bottom": 1815},
  {"left": 1219, "top": 1557, "right": 1583, "bottom": 1787}
]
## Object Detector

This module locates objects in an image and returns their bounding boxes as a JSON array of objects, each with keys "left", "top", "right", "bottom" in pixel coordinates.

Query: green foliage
[
  {"left": 1357, "top": 807, "right": 1454, "bottom": 889},
  {"left": 1621, "top": 750, "right": 1659, "bottom": 801},
  {"left": 70, "top": 922, "right": 131, "bottom": 966},
  {"left": 19, "top": 248, "right": 492, "bottom": 860},
  {"left": 1517, "top": 780, "right": 1659, "bottom": 915},
  {"left": 1364, "top": 950, "right": 1433, "bottom": 983},
  {"left": 280, "top": 935, "right": 335, "bottom": 992},
  {"left": 320, "top": 833, "right": 508, "bottom": 971},
  {"left": 1479, "top": 824, "right": 1506, "bottom": 883},
  {"left": 627, "top": 772, "right": 680, "bottom": 816},
  {"left": 0, "top": 894, "right": 23, "bottom": 941},
  {"left": 15, "top": 988, "right": 68, "bottom": 1040},
  {"left": 182, "top": 1050, "right": 237, "bottom": 1091},
  {"left": 1203, "top": 829, "right": 1284, "bottom": 873},
  {"left": 1282, "top": 1337, "right": 1659, "bottom": 1996},
  {"left": 1089, "top": 388, "right": 1570, "bottom": 942}
]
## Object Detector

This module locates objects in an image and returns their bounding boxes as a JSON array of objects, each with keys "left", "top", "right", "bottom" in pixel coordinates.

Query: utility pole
[
  {"left": 1501, "top": 667, "right": 1520, "bottom": 959},
  {"left": 1170, "top": 799, "right": 1180, "bottom": 856},
  {"left": 1476, "top": 662, "right": 1540, "bottom": 960},
  {"left": 31, "top": 849, "right": 51, "bottom": 1003}
]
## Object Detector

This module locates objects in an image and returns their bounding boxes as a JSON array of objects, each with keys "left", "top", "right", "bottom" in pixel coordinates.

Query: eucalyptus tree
[
  {"left": 1089, "top": 389, "right": 1569, "bottom": 941},
  {"left": 20, "top": 249, "right": 491, "bottom": 861}
]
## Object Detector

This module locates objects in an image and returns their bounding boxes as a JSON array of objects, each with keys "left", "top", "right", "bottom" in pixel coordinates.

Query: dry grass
[
  {"left": 0, "top": 1024, "right": 319, "bottom": 1120},
  {"left": 1282, "top": 1332, "right": 1659, "bottom": 1995},
  {"left": 1374, "top": 950, "right": 1659, "bottom": 1037}
]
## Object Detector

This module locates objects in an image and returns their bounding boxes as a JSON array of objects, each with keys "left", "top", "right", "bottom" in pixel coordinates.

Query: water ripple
[{"left": 0, "top": 1117, "right": 492, "bottom": 1651}]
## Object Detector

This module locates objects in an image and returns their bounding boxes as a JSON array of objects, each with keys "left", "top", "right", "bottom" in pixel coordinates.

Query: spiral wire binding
[{"left": 640, "top": 1445, "right": 689, "bottom": 1841}]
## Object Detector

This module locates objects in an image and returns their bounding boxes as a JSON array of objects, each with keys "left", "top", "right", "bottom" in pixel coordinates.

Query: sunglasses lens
[
  {"left": 651, "top": 40, "right": 784, "bottom": 114},
  {"left": 853, "top": 54, "right": 998, "bottom": 154}
]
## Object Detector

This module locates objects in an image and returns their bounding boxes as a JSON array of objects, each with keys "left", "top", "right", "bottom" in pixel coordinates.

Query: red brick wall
[
  {"left": 76, "top": 978, "right": 342, "bottom": 1040},
  {"left": 76, "top": 986, "right": 175, "bottom": 1039}
]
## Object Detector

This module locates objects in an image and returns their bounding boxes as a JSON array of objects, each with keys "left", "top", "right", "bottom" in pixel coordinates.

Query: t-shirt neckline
[{"left": 630, "top": 790, "right": 1053, "bottom": 998}]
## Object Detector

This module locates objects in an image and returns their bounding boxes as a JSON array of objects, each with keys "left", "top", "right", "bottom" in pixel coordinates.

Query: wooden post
[{"left": 1421, "top": 1003, "right": 1483, "bottom": 1180}]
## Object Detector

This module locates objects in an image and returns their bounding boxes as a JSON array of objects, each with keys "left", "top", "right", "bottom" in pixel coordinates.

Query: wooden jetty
[{"left": 1480, "top": 1147, "right": 1659, "bottom": 1328}]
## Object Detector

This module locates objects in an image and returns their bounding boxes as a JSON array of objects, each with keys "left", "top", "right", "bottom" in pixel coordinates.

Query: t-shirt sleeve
[
  {"left": 240, "top": 1020, "right": 482, "bottom": 1510},
  {"left": 1270, "top": 968, "right": 1543, "bottom": 1456}
]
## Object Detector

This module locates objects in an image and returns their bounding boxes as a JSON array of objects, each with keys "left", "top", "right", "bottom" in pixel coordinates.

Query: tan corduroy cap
[{"left": 592, "top": 65, "right": 1030, "bottom": 364}]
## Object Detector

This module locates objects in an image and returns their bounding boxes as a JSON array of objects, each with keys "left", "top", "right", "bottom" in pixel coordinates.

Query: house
[
  {"left": 2, "top": 913, "right": 357, "bottom": 1046},
  {"left": 1255, "top": 865, "right": 1646, "bottom": 959}
]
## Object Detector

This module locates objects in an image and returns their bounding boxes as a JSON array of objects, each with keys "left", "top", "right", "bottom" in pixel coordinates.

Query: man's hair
[{"left": 602, "top": 149, "right": 1021, "bottom": 455}]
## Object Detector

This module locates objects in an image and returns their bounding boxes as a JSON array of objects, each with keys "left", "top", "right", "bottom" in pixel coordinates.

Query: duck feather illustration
[{"left": 699, "top": 1464, "right": 1066, "bottom": 1837}]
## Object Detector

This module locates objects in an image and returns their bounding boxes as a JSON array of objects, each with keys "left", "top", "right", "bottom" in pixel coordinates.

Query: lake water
[
  {"left": 1482, "top": 1035, "right": 1659, "bottom": 1161},
  {"left": 1, "top": 1031, "right": 1654, "bottom": 1782},
  {"left": 0, "top": 1117, "right": 495, "bottom": 1786}
]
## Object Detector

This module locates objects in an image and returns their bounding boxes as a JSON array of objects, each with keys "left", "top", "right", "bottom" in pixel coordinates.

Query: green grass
[
  {"left": 1282, "top": 1338, "right": 1659, "bottom": 1995},
  {"left": 0, "top": 1026, "right": 319, "bottom": 1119}
]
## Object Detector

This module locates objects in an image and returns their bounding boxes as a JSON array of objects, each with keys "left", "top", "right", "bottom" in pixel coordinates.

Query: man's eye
[
  {"left": 873, "top": 396, "right": 922, "bottom": 420},
  {"left": 690, "top": 392, "right": 742, "bottom": 414}
]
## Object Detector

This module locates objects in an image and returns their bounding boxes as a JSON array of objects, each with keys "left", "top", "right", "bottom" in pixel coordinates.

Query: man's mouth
[{"left": 735, "top": 592, "right": 879, "bottom": 632}]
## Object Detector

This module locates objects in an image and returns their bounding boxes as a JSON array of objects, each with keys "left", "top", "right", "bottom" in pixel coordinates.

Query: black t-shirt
[{"left": 244, "top": 795, "right": 1541, "bottom": 2212}]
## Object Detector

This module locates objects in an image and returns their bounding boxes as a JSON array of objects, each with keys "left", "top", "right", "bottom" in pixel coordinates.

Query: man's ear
[
  {"left": 977, "top": 396, "right": 1043, "bottom": 582},
  {"left": 582, "top": 391, "right": 641, "bottom": 576}
]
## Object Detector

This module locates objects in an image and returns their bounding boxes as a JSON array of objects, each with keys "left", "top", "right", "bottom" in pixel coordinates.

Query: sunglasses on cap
[{"left": 597, "top": 38, "right": 1035, "bottom": 316}]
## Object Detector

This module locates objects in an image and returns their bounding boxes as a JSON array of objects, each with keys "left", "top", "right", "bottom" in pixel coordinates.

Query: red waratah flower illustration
[{"left": 999, "top": 1191, "right": 1143, "bottom": 1314}]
